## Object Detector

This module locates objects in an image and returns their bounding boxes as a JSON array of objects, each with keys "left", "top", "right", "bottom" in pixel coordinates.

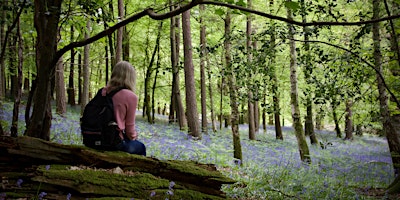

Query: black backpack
[{"left": 81, "top": 88, "right": 125, "bottom": 150}]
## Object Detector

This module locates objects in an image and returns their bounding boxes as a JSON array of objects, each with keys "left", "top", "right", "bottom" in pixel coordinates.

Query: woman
[{"left": 102, "top": 61, "right": 146, "bottom": 156}]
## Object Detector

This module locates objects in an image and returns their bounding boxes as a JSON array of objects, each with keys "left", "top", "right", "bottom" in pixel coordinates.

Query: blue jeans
[{"left": 116, "top": 139, "right": 146, "bottom": 156}]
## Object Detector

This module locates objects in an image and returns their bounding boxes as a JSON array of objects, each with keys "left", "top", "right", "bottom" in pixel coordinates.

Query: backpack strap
[{"left": 107, "top": 87, "right": 126, "bottom": 97}]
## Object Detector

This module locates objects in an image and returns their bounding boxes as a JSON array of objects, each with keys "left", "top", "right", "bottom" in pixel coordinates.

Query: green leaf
[
  {"left": 236, "top": 0, "right": 246, "bottom": 7},
  {"left": 215, "top": 8, "right": 225, "bottom": 16},
  {"left": 284, "top": 1, "right": 300, "bottom": 11}
]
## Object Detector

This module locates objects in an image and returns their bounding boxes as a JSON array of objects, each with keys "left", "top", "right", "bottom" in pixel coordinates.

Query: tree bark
[
  {"left": 372, "top": 0, "right": 400, "bottom": 176},
  {"left": 67, "top": 25, "right": 76, "bottom": 106},
  {"left": 225, "top": 10, "right": 243, "bottom": 164},
  {"left": 0, "top": 0, "right": 6, "bottom": 99},
  {"left": 247, "top": 0, "right": 255, "bottom": 140},
  {"left": 116, "top": 0, "right": 124, "bottom": 63},
  {"left": 182, "top": 9, "right": 201, "bottom": 138},
  {"left": 270, "top": 0, "right": 283, "bottom": 140},
  {"left": 0, "top": 136, "right": 235, "bottom": 199},
  {"left": 55, "top": 57, "right": 66, "bottom": 115},
  {"left": 287, "top": 1, "right": 310, "bottom": 163},
  {"left": 81, "top": 20, "right": 91, "bottom": 115},
  {"left": 344, "top": 99, "right": 353, "bottom": 140},
  {"left": 169, "top": 3, "right": 187, "bottom": 129},
  {"left": 25, "top": 0, "right": 62, "bottom": 140},
  {"left": 331, "top": 102, "right": 342, "bottom": 138},
  {"left": 11, "top": 17, "right": 23, "bottom": 137},
  {"left": 301, "top": 0, "right": 318, "bottom": 145},
  {"left": 200, "top": 4, "right": 208, "bottom": 133}
]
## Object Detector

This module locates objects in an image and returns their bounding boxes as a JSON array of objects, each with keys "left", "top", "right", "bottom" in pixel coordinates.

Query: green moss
[{"left": 37, "top": 168, "right": 168, "bottom": 197}]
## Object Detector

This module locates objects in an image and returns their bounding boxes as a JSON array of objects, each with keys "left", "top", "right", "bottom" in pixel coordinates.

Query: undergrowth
[{"left": 0, "top": 102, "right": 395, "bottom": 199}]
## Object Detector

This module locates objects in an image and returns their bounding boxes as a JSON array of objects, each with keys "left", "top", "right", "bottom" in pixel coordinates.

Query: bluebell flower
[
  {"left": 46, "top": 165, "right": 51, "bottom": 170},
  {"left": 0, "top": 193, "right": 6, "bottom": 200},
  {"left": 16, "top": 179, "right": 23, "bottom": 187},
  {"left": 166, "top": 190, "right": 173, "bottom": 195},
  {"left": 66, "top": 193, "right": 71, "bottom": 200},
  {"left": 150, "top": 191, "right": 156, "bottom": 197},
  {"left": 38, "top": 192, "right": 47, "bottom": 200},
  {"left": 169, "top": 181, "right": 175, "bottom": 189}
]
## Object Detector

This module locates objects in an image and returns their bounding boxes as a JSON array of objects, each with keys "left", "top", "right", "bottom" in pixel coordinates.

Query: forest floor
[{"left": 0, "top": 101, "right": 398, "bottom": 199}]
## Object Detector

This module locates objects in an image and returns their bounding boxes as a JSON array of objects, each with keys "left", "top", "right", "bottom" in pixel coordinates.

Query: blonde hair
[{"left": 107, "top": 61, "right": 136, "bottom": 92}]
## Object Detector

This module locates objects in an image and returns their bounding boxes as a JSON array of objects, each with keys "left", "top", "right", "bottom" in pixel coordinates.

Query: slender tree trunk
[
  {"left": 182, "top": 9, "right": 200, "bottom": 138},
  {"left": 78, "top": 53, "right": 82, "bottom": 105},
  {"left": 11, "top": 17, "right": 23, "bottom": 137},
  {"left": 331, "top": 102, "right": 342, "bottom": 138},
  {"left": 287, "top": 2, "right": 311, "bottom": 163},
  {"left": 26, "top": 0, "right": 62, "bottom": 139},
  {"left": 247, "top": 0, "right": 255, "bottom": 140},
  {"left": 200, "top": 4, "right": 208, "bottom": 133},
  {"left": 225, "top": 10, "right": 242, "bottom": 164},
  {"left": 169, "top": 3, "right": 177, "bottom": 123},
  {"left": 67, "top": 25, "right": 76, "bottom": 106},
  {"left": 116, "top": 0, "right": 124, "bottom": 63},
  {"left": 107, "top": 2, "right": 115, "bottom": 67},
  {"left": 55, "top": 57, "right": 66, "bottom": 115},
  {"left": 262, "top": 92, "right": 267, "bottom": 131},
  {"left": 315, "top": 105, "right": 325, "bottom": 130},
  {"left": 0, "top": 0, "right": 6, "bottom": 99},
  {"left": 384, "top": 0, "right": 400, "bottom": 68},
  {"left": 301, "top": 0, "right": 318, "bottom": 145},
  {"left": 169, "top": 3, "right": 186, "bottom": 129},
  {"left": 372, "top": 0, "right": 400, "bottom": 176},
  {"left": 270, "top": 0, "right": 283, "bottom": 140},
  {"left": 387, "top": 114, "right": 400, "bottom": 193},
  {"left": 207, "top": 55, "right": 216, "bottom": 132},
  {"left": 122, "top": 5, "right": 129, "bottom": 61},
  {"left": 152, "top": 40, "right": 161, "bottom": 123},
  {"left": 344, "top": 99, "right": 353, "bottom": 140},
  {"left": 81, "top": 20, "right": 91, "bottom": 115}
]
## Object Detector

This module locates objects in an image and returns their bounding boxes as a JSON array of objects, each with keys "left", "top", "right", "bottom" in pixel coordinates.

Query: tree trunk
[
  {"left": 200, "top": 4, "right": 208, "bottom": 133},
  {"left": 151, "top": 26, "right": 162, "bottom": 122},
  {"left": 81, "top": 20, "right": 91, "bottom": 115},
  {"left": 182, "top": 9, "right": 200, "bottom": 138},
  {"left": 315, "top": 105, "right": 325, "bottom": 130},
  {"left": 373, "top": 0, "right": 400, "bottom": 176},
  {"left": 55, "top": 57, "right": 66, "bottom": 115},
  {"left": 331, "top": 102, "right": 342, "bottom": 138},
  {"left": 0, "top": 0, "right": 6, "bottom": 99},
  {"left": 25, "top": 0, "right": 62, "bottom": 140},
  {"left": 67, "top": 25, "right": 76, "bottom": 106},
  {"left": 169, "top": 3, "right": 186, "bottom": 129},
  {"left": 287, "top": 2, "right": 311, "bottom": 163},
  {"left": 344, "top": 99, "right": 353, "bottom": 140},
  {"left": 11, "top": 18, "right": 23, "bottom": 137},
  {"left": 78, "top": 53, "right": 82, "bottom": 105},
  {"left": 270, "top": 0, "right": 283, "bottom": 140},
  {"left": 387, "top": 115, "right": 400, "bottom": 193},
  {"left": 300, "top": 0, "right": 318, "bottom": 145},
  {"left": 116, "top": 0, "right": 124, "bottom": 63},
  {"left": 122, "top": 5, "right": 129, "bottom": 61},
  {"left": 225, "top": 10, "right": 242, "bottom": 164},
  {"left": 247, "top": 0, "right": 255, "bottom": 140},
  {"left": 0, "top": 136, "right": 235, "bottom": 199},
  {"left": 207, "top": 57, "right": 217, "bottom": 132}
]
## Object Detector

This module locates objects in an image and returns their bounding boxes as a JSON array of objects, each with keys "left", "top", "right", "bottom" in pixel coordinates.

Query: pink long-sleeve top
[{"left": 102, "top": 88, "right": 138, "bottom": 140}]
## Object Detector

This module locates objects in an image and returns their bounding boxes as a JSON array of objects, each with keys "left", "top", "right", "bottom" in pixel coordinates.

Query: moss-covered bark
[{"left": 0, "top": 136, "right": 236, "bottom": 199}]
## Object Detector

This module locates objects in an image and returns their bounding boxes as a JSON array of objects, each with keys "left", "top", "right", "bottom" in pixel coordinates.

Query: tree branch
[
  {"left": 56, "top": 0, "right": 400, "bottom": 63},
  {"left": 293, "top": 38, "right": 400, "bottom": 109},
  {"left": 201, "top": 0, "right": 400, "bottom": 27}
]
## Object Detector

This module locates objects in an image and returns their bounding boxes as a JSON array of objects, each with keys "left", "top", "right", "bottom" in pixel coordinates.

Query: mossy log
[{"left": 0, "top": 136, "right": 236, "bottom": 199}]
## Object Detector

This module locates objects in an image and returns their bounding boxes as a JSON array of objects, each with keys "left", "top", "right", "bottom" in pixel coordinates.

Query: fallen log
[{"left": 0, "top": 136, "right": 236, "bottom": 199}]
